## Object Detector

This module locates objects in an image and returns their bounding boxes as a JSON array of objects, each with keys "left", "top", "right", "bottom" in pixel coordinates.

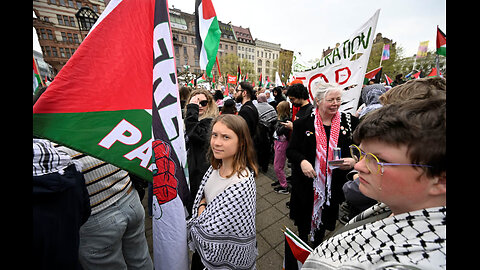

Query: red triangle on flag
[
  {"left": 33, "top": 0, "right": 154, "bottom": 114},
  {"left": 436, "top": 27, "right": 446, "bottom": 48}
]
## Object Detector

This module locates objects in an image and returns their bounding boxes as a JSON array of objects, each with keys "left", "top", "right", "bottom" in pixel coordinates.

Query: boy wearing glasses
[{"left": 303, "top": 97, "right": 446, "bottom": 269}]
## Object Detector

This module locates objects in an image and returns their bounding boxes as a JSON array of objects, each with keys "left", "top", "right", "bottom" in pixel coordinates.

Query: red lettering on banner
[
  {"left": 308, "top": 74, "right": 329, "bottom": 100},
  {"left": 335, "top": 67, "right": 351, "bottom": 85}
]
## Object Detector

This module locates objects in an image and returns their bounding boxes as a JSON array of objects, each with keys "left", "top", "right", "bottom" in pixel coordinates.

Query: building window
[
  {"left": 175, "top": 46, "right": 179, "bottom": 58},
  {"left": 69, "top": 17, "right": 76, "bottom": 27},
  {"left": 63, "top": 15, "right": 70, "bottom": 26},
  {"left": 40, "top": 29, "right": 47, "bottom": 39},
  {"left": 47, "top": 29, "right": 54, "bottom": 40},
  {"left": 61, "top": 32, "right": 67, "bottom": 42},
  {"left": 73, "top": 33, "right": 80, "bottom": 43},
  {"left": 52, "top": 47, "right": 58, "bottom": 57},
  {"left": 60, "top": 48, "right": 66, "bottom": 58},
  {"left": 44, "top": 46, "right": 51, "bottom": 56},
  {"left": 57, "top": 15, "right": 63, "bottom": 25},
  {"left": 68, "top": 0, "right": 74, "bottom": 8},
  {"left": 67, "top": 33, "right": 73, "bottom": 43}
]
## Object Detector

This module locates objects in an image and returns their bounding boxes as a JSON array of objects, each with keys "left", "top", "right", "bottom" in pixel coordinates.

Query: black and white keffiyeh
[
  {"left": 33, "top": 138, "right": 77, "bottom": 176},
  {"left": 187, "top": 166, "right": 257, "bottom": 270},
  {"left": 303, "top": 203, "right": 446, "bottom": 269}
]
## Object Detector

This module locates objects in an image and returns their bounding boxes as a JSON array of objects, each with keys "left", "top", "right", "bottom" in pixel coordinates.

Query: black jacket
[
  {"left": 286, "top": 111, "right": 359, "bottom": 231},
  {"left": 33, "top": 164, "right": 91, "bottom": 269},
  {"left": 238, "top": 100, "right": 259, "bottom": 139},
  {"left": 184, "top": 103, "right": 213, "bottom": 214}
]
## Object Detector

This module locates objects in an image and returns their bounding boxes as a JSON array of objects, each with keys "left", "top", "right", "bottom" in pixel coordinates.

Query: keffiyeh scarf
[
  {"left": 302, "top": 203, "right": 447, "bottom": 269},
  {"left": 187, "top": 166, "right": 257, "bottom": 269},
  {"left": 312, "top": 109, "right": 341, "bottom": 237}
]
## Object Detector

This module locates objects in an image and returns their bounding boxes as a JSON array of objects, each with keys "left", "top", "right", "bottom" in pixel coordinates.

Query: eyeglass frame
[
  {"left": 349, "top": 144, "right": 433, "bottom": 175},
  {"left": 324, "top": 97, "right": 342, "bottom": 104}
]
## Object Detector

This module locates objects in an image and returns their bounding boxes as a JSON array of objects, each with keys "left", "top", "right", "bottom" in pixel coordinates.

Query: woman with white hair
[{"left": 286, "top": 83, "right": 359, "bottom": 247}]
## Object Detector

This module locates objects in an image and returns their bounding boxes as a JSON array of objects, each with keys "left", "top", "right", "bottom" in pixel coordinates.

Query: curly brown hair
[{"left": 186, "top": 88, "right": 219, "bottom": 120}]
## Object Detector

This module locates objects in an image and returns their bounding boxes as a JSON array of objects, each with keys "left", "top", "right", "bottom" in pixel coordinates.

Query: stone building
[
  {"left": 232, "top": 25, "right": 256, "bottom": 67},
  {"left": 254, "top": 39, "right": 281, "bottom": 81},
  {"left": 33, "top": 0, "right": 106, "bottom": 74}
]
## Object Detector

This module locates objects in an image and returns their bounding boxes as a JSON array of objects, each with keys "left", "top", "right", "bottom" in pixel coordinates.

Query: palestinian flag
[
  {"left": 284, "top": 227, "right": 312, "bottom": 264},
  {"left": 436, "top": 26, "right": 446, "bottom": 56},
  {"left": 197, "top": 73, "right": 207, "bottom": 83},
  {"left": 33, "top": 1, "right": 190, "bottom": 268},
  {"left": 363, "top": 66, "right": 382, "bottom": 85},
  {"left": 258, "top": 72, "right": 263, "bottom": 87},
  {"left": 195, "top": 0, "right": 221, "bottom": 78},
  {"left": 412, "top": 70, "right": 422, "bottom": 79},
  {"left": 265, "top": 75, "right": 272, "bottom": 88},
  {"left": 33, "top": 56, "right": 44, "bottom": 94},
  {"left": 237, "top": 64, "right": 241, "bottom": 82},
  {"left": 384, "top": 74, "right": 393, "bottom": 85},
  {"left": 427, "top": 67, "right": 441, "bottom": 77}
]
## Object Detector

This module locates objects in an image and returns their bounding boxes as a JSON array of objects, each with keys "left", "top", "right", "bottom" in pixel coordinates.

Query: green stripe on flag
[
  {"left": 33, "top": 109, "right": 153, "bottom": 180},
  {"left": 437, "top": 46, "right": 446, "bottom": 57},
  {"left": 285, "top": 227, "right": 313, "bottom": 252},
  {"left": 204, "top": 16, "right": 221, "bottom": 77}
]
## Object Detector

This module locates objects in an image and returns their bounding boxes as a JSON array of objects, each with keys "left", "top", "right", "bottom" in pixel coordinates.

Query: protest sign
[{"left": 292, "top": 9, "right": 380, "bottom": 114}]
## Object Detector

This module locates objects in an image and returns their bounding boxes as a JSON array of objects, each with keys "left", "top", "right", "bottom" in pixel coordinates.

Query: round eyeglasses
[{"left": 349, "top": 144, "right": 433, "bottom": 175}]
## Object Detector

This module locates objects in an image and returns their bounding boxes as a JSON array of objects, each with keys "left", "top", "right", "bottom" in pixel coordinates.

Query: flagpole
[
  {"left": 379, "top": 44, "right": 384, "bottom": 67},
  {"left": 215, "top": 56, "right": 222, "bottom": 77}
]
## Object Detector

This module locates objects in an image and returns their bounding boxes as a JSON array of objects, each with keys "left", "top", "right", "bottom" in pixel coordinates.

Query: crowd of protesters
[{"left": 34, "top": 74, "right": 446, "bottom": 269}]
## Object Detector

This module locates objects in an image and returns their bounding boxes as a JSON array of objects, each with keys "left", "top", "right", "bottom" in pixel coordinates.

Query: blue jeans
[{"left": 79, "top": 188, "right": 153, "bottom": 270}]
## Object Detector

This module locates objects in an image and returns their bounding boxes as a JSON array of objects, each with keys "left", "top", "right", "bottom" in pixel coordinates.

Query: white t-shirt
[{"left": 204, "top": 169, "right": 250, "bottom": 204}]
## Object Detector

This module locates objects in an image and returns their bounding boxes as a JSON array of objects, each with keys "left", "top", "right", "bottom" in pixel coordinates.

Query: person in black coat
[
  {"left": 286, "top": 85, "right": 359, "bottom": 247},
  {"left": 234, "top": 81, "right": 259, "bottom": 139},
  {"left": 184, "top": 89, "right": 219, "bottom": 215}
]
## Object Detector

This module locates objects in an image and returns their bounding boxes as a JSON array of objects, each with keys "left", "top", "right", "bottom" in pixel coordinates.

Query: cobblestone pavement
[{"left": 141, "top": 163, "right": 345, "bottom": 269}]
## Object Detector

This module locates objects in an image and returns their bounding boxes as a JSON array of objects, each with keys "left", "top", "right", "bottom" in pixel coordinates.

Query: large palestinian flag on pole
[
  {"left": 436, "top": 26, "right": 446, "bottom": 57},
  {"left": 33, "top": 0, "right": 190, "bottom": 269},
  {"left": 195, "top": 0, "right": 221, "bottom": 78}
]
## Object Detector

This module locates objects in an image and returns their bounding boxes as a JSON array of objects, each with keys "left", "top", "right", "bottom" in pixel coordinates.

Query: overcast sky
[{"left": 34, "top": 0, "right": 446, "bottom": 61}]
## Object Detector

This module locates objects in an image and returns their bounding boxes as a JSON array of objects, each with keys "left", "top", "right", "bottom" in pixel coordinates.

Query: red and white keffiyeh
[{"left": 312, "top": 108, "right": 341, "bottom": 238}]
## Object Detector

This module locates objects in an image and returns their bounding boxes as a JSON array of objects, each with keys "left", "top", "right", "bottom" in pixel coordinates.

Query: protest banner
[{"left": 292, "top": 9, "right": 380, "bottom": 114}]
